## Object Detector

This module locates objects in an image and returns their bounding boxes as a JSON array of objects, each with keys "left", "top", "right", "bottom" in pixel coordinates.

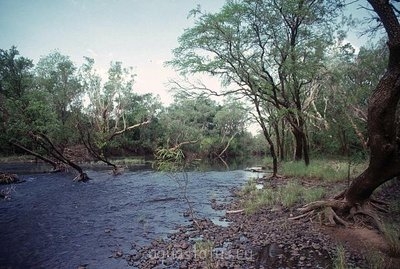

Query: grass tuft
[
  {"left": 364, "top": 250, "right": 386, "bottom": 269},
  {"left": 332, "top": 244, "right": 348, "bottom": 269},
  {"left": 194, "top": 239, "right": 215, "bottom": 268},
  {"left": 279, "top": 180, "right": 303, "bottom": 207},
  {"left": 303, "top": 186, "right": 326, "bottom": 203},
  {"left": 240, "top": 179, "right": 327, "bottom": 213},
  {"left": 382, "top": 222, "right": 400, "bottom": 257},
  {"left": 281, "top": 159, "right": 367, "bottom": 182}
]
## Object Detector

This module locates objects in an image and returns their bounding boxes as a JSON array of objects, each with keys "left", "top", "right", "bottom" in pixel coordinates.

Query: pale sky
[
  {"left": 0, "top": 0, "right": 226, "bottom": 104},
  {"left": 0, "top": 0, "right": 379, "bottom": 105}
]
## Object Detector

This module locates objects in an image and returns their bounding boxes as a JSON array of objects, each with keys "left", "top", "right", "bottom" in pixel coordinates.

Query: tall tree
[
  {"left": 345, "top": 0, "right": 400, "bottom": 204},
  {"left": 310, "top": 39, "right": 388, "bottom": 156},
  {"left": 78, "top": 58, "right": 150, "bottom": 170},
  {"left": 168, "top": 0, "right": 345, "bottom": 173},
  {"left": 0, "top": 48, "right": 87, "bottom": 179},
  {"left": 0, "top": 46, "right": 34, "bottom": 153},
  {"left": 294, "top": 0, "right": 400, "bottom": 226},
  {"left": 159, "top": 94, "right": 218, "bottom": 154},
  {"left": 214, "top": 99, "right": 248, "bottom": 158},
  {"left": 35, "top": 51, "right": 83, "bottom": 147}
]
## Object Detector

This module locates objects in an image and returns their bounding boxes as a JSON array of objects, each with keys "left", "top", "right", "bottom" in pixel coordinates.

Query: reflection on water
[
  {"left": 0, "top": 162, "right": 54, "bottom": 174},
  {"left": 0, "top": 162, "right": 261, "bottom": 268}
]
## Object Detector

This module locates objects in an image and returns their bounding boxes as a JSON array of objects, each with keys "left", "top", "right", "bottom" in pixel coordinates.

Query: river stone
[{"left": 312, "top": 242, "right": 321, "bottom": 250}]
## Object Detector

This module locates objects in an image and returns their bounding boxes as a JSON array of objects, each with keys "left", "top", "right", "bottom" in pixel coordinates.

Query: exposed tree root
[
  {"left": 350, "top": 203, "right": 385, "bottom": 231},
  {"left": 370, "top": 197, "right": 390, "bottom": 206},
  {"left": 370, "top": 202, "right": 389, "bottom": 213},
  {"left": 289, "top": 210, "right": 315, "bottom": 221},
  {"left": 268, "top": 174, "right": 284, "bottom": 180},
  {"left": 289, "top": 197, "right": 388, "bottom": 230},
  {"left": 226, "top": 209, "right": 245, "bottom": 214},
  {"left": 325, "top": 207, "right": 349, "bottom": 227}
]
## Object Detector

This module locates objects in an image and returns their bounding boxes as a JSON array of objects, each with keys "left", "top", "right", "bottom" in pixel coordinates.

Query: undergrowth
[
  {"left": 280, "top": 159, "right": 367, "bottom": 182},
  {"left": 382, "top": 222, "right": 400, "bottom": 257},
  {"left": 332, "top": 244, "right": 348, "bottom": 269},
  {"left": 240, "top": 179, "right": 327, "bottom": 213},
  {"left": 240, "top": 158, "right": 368, "bottom": 213}
]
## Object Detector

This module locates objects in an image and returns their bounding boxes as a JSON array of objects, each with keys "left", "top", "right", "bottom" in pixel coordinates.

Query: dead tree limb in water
[
  {"left": 10, "top": 140, "right": 59, "bottom": 170},
  {"left": 28, "top": 132, "right": 89, "bottom": 181},
  {"left": 78, "top": 119, "right": 151, "bottom": 175}
]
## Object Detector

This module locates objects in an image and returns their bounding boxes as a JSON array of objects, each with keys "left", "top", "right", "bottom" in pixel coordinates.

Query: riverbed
[{"left": 0, "top": 163, "right": 258, "bottom": 268}]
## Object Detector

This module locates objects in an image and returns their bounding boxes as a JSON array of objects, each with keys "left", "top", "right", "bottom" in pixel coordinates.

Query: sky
[
  {"left": 0, "top": 0, "right": 380, "bottom": 106},
  {"left": 0, "top": 0, "right": 226, "bottom": 104}
]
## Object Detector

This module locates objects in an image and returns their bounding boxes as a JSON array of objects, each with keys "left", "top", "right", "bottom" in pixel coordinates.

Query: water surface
[{"left": 0, "top": 163, "right": 257, "bottom": 268}]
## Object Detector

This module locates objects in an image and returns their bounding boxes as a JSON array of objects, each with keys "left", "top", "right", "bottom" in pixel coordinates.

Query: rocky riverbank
[{"left": 120, "top": 178, "right": 400, "bottom": 268}]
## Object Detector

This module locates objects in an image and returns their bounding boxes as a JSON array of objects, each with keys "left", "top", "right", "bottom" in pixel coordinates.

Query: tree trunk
[
  {"left": 254, "top": 97, "right": 278, "bottom": 177},
  {"left": 286, "top": 110, "right": 310, "bottom": 165},
  {"left": 280, "top": 119, "right": 286, "bottom": 161},
  {"left": 345, "top": 0, "right": 400, "bottom": 205},
  {"left": 302, "top": 130, "right": 310, "bottom": 166},
  {"left": 273, "top": 121, "right": 282, "bottom": 160},
  {"left": 292, "top": 128, "right": 303, "bottom": 161},
  {"left": 291, "top": 122, "right": 310, "bottom": 165},
  {"left": 262, "top": 126, "right": 278, "bottom": 177}
]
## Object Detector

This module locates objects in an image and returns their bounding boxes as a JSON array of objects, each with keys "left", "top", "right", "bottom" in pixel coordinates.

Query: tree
[
  {"left": 0, "top": 47, "right": 88, "bottom": 180},
  {"left": 214, "top": 99, "right": 248, "bottom": 158},
  {"left": 344, "top": 0, "right": 400, "bottom": 205},
  {"left": 168, "top": 0, "right": 346, "bottom": 174},
  {"left": 0, "top": 46, "right": 33, "bottom": 99},
  {"left": 0, "top": 47, "right": 34, "bottom": 153},
  {"left": 293, "top": 0, "right": 400, "bottom": 226},
  {"left": 78, "top": 58, "right": 151, "bottom": 171},
  {"left": 310, "top": 39, "right": 388, "bottom": 156},
  {"left": 117, "top": 93, "right": 164, "bottom": 155},
  {"left": 35, "top": 51, "right": 83, "bottom": 148},
  {"left": 159, "top": 94, "right": 217, "bottom": 156}
]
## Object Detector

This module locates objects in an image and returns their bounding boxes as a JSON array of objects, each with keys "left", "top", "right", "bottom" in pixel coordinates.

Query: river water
[{"left": 0, "top": 163, "right": 259, "bottom": 269}]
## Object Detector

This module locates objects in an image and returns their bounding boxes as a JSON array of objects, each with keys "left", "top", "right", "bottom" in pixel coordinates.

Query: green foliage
[
  {"left": 35, "top": 51, "right": 83, "bottom": 131},
  {"left": 194, "top": 239, "right": 215, "bottom": 268},
  {"left": 303, "top": 186, "right": 326, "bottom": 203},
  {"left": 279, "top": 181, "right": 303, "bottom": 207},
  {"left": 312, "top": 38, "right": 388, "bottom": 157},
  {"left": 168, "top": 0, "right": 348, "bottom": 165},
  {"left": 281, "top": 159, "right": 366, "bottom": 182},
  {"left": 364, "top": 250, "right": 386, "bottom": 269},
  {"left": 158, "top": 94, "right": 250, "bottom": 158},
  {"left": 240, "top": 179, "right": 327, "bottom": 213},
  {"left": 0, "top": 5, "right": 387, "bottom": 161},
  {"left": 153, "top": 147, "right": 186, "bottom": 173},
  {"left": 0, "top": 46, "right": 33, "bottom": 99},
  {"left": 77, "top": 58, "right": 162, "bottom": 160},
  {"left": 332, "top": 244, "right": 348, "bottom": 269},
  {"left": 382, "top": 222, "right": 400, "bottom": 257}
]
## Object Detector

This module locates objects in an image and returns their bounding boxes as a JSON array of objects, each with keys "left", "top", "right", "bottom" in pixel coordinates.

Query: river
[{"left": 0, "top": 162, "right": 260, "bottom": 268}]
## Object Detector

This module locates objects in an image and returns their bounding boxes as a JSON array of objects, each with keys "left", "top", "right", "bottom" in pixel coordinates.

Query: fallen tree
[
  {"left": 11, "top": 132, "right": 89, "bottom": 181},
  {"left": 78, "top": 119, "right": 151, "bottom": 175}
]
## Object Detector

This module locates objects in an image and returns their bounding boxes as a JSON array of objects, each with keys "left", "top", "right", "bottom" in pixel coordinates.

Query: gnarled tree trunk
[{"left": 345, "top": 0, "right": 400, "bottom": 205}]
